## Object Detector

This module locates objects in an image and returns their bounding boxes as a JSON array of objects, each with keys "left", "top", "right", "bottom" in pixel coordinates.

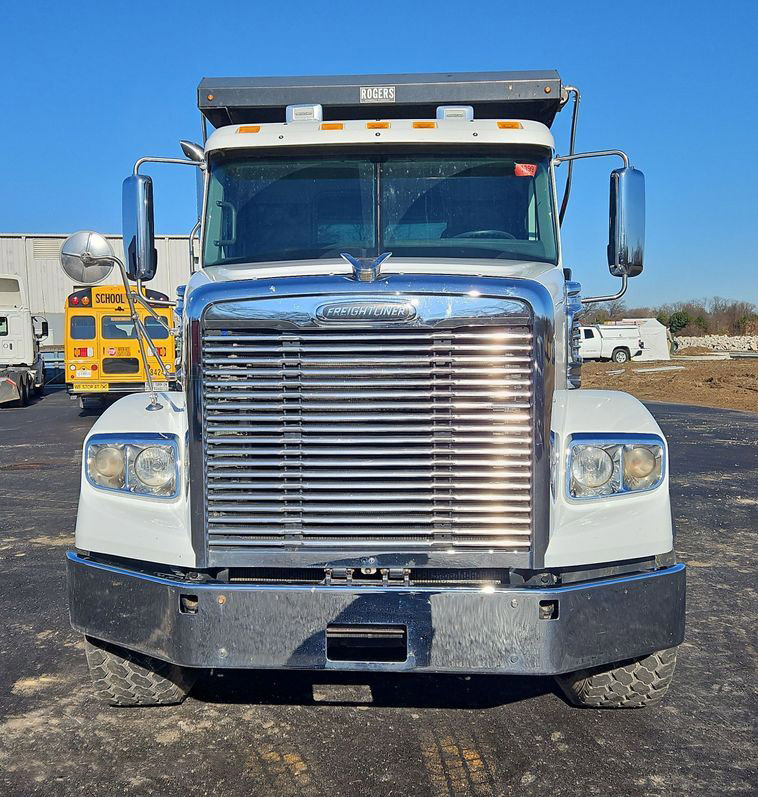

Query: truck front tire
[
  {"left": 84, "top": 636, "right": 197, "bottom": 706},
  {"left": 555, "top": 647, "right": 678, "bottom": 708}
]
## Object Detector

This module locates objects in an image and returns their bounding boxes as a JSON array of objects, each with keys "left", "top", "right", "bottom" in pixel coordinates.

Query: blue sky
[{"left": 1, "top": 0, "right": 756, "bottom": 306}]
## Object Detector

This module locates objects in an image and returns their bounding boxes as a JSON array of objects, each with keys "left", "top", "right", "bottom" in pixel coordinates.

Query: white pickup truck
[{"left": 579, "top": 324, "right": 643, "bottom": 363}]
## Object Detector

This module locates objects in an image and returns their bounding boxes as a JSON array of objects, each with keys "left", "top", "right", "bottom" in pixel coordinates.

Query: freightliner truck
[
  {"left": 0, "top": 274, "right": 47, "bottom": 406},
  {"left": 62, "top": 71, "right": 685, "bottom": 708}
]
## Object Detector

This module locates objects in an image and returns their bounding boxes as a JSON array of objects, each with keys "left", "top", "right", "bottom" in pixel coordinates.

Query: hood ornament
[{"left": 340, "top": 251, "right": 392, "bottom": 282}]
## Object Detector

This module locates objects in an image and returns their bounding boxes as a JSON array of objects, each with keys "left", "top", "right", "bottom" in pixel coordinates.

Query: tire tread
[
  {"left": 555, "top": 647, "right": 678, "bottom": 709},
  {"left": 84, "top": 636, "right": 196, "bottom": 707}
]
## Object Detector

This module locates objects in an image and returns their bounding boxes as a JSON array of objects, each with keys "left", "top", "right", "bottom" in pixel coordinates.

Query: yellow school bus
[{"left": 65, "top": 284, "right": 176, "bottom": 404}]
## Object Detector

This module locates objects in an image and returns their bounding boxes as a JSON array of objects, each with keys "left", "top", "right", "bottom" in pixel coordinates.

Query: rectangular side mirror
[
  {"left": 122, "top": 174, "right": 158, "bottom": 282},
  {"left": 608, "top": 167, "right": 645, "bottom": 277},
  {"left": 32, "top": 316, "right": 48, "bottom": 340}
]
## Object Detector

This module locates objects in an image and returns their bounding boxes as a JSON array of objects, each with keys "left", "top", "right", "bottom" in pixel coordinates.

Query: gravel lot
[
  {"left": 582, "top": 358, "right": 758, "bottom": 412},
  {"left": 0, "top": 390, "right": 756, "bottom": 796}
]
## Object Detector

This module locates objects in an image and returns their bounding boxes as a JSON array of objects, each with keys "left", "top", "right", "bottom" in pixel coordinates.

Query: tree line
[{"left": 579, "top": 297, "right": 757, "bottom": 336}]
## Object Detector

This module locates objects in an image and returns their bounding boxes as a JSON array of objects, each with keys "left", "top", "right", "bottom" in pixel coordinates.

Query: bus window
[
  {"left": 101, "top": 316, "right": 169, "bottom": 340},
  {"left": 70, "top": 315, "right": 95, "bottom": 339}
]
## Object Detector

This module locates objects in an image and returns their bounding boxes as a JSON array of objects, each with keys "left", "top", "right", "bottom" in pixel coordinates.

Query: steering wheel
[{"left": 451, "top": 229, "right": 516, "bottom": 239}]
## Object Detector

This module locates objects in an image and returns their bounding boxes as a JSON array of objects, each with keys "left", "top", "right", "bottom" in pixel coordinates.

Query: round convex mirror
[{"left": 59, "top": 231, "right": 115, "bottom": 285}]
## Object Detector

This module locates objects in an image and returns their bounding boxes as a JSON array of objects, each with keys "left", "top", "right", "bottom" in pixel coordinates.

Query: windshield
[
  {"left": 204, "top": 149, "right": 557, "bottom": 266},
  {"left": 101, "top": 316, "right": 169, "bottom": 340}
]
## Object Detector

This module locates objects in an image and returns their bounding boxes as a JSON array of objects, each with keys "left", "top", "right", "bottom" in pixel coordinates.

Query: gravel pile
[{"left": 674, "top": 335, "right": 758, "bottom": 352}]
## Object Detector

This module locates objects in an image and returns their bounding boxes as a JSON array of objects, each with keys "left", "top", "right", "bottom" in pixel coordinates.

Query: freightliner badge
[{"left": 315, "top": 301, "right": 416, "bottom": 322}]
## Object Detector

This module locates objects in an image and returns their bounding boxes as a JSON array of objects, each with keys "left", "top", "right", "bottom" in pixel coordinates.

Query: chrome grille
[{"left": 201, "top": 323, "right": 534, "bottom": 553}]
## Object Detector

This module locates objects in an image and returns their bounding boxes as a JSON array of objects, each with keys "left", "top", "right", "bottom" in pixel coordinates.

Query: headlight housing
[
  {"left": 567, "top": 435, "right": 664, "bottom": 499},
  {"left": 85, "top": 434, "right": 179, "bottom": 498}
]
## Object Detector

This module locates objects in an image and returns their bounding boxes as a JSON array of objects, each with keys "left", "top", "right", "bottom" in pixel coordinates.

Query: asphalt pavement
[{"left": 0, "top": 390, "right": 756, "bottom": 796}]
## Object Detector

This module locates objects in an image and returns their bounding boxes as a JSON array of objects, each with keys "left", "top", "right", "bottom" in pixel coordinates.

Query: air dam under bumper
[{"left": 67, "top": 553, "right": 685, "bottom": 674}]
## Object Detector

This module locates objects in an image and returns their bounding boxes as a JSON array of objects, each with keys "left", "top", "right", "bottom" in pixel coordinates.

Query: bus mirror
[
  {"left": 608, "top": 167, "right": 645, "bottom": 277},
  {"left": 59, "top": 231, "right": 116, "bottom": 285},
  {"left": 122, "top": 174, "right": 158, "bottom": 282}
]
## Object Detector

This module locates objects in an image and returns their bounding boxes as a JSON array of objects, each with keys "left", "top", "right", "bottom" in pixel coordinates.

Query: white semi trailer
[
  {"left": 0, "top": 274, "right": 47, "bottom": 406},
  {"left": 62, "top": 71, "right": 684, "bottom": 708}
]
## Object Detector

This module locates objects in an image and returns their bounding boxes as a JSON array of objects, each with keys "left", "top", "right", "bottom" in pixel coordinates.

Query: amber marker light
[
  {"left": 237, "top": 125, "right": 261, "bottom": 133},
  {"left": 320, "top": 123, "right": 344, "bottom": 130},
  {"left": 412, "top": 121, "right": 437, "bottom": 129},
  {"left": 497, "top": 121, "right": 523, "bottom": 129},
  {"left": 366, "top": 122, "right": 390, "bottom": 129}
]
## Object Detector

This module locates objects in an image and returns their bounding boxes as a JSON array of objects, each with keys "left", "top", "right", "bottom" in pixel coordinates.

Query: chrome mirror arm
[
  {"left": 100, "top": 253, "right": 169, "bottom": 411},
  {"left": 133, "top": 156, "right": 203, "bottom": 175},
  {"left": 554, "top": 149, "right": 630, "bottom": 168},
  {"left": 580, "top": 274, "right": 628, "bottom": 305}
]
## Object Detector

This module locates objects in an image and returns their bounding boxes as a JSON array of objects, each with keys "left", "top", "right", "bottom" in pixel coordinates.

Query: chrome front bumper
[{"left": 67, "top": 553, "right": 685, "bottom": 675}]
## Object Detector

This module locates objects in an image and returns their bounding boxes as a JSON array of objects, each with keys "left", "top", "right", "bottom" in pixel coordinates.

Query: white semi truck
[
  {"left": 0, "top": 274, "right": 47, "bottom": 406},
  {"left": 62, "top": 71, "right": 685, "bottom": 708}
]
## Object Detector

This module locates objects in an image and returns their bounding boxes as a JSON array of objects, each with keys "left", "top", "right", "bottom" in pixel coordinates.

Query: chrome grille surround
[{"left": 186, "top": 274, "right": 555, "bottom": 569}]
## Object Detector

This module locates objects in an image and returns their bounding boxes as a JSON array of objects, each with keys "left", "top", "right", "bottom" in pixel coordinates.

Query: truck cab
[
  {"left": 0, "top": 274, "right": 47, "bottom": 406},
  {"left": 62, "top": 71, "right": 685, "bottom": 709}
]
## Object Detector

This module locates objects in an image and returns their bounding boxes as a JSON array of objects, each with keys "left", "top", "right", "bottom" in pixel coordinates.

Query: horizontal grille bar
[{"left": 202, "top": 322, "right": 534, "bottom": 554}]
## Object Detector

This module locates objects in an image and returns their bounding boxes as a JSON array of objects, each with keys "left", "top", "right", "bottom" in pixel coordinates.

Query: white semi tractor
[
  {"left": 62, "top": 71, "right": 685, "bottom": 708},
  {"left": 0, "top": 274, "right": 47, "bottom": 406}
]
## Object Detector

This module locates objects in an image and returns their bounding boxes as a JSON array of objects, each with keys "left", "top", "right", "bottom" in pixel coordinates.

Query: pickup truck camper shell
[{"left": 198, "top": 70, "right": 564, "bottom": 128}]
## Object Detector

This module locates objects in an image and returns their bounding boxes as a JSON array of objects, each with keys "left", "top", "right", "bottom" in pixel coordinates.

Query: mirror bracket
[
  {"left": 58, "top": 231, "right": 170, "bottom": 411},
  {"left": 554, "top": 149, "right": 630, "bottom": 169},
  {"left": 580, "top": 274, "right": 628, "bottom": 305},
  {"left": 133, "top": 156, "right": 204, "bottom": 175}
]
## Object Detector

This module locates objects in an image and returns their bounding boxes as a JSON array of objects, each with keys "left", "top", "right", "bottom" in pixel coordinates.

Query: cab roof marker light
[
  {"left": 497, "top": 121, "right": 523, "bottom": 129},
  {"left": 436, "top": 105, "right": 474, "bottom": 121},
  {"left": 320, "top": 123, "right": 344, "bottom": 131},
  {"left": 285, "top": 103, "right": 323, "bottom": 123},
  {"left": 412, "top": 121, "right": 437, "bottom": 129},
  {"left": 237, "top": 125, "right": 261, "bottom": 133},
  {"left": 366, "top": 121, "right": 390, "bottom": 129}
]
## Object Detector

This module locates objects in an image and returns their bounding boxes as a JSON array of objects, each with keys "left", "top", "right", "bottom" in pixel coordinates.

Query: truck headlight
[
  {"left": 85, "top": 434, "right": 179, "bottom": 498},
  {"left": 133, "top": 446, "right": 175, "bottom": 490},
  {"left": 88, "top": 445, "right": 126, "bottom": 489},
  {"left": 567, "top": 435, "right": 664, "bottom": 499}
]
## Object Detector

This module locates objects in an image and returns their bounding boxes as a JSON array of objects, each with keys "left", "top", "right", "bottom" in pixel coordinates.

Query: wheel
[
  {"left": 555, "top": 647, "right": 678, "bottom": 708},
  {"left": 84, "top": 636, "right": 197, "bottom": 706},
  {"left": 611, "top": 348, "right": 630, "bottom": 364},
  {"left": 13, "top": 377, "right": 30, "bottom": 407}
]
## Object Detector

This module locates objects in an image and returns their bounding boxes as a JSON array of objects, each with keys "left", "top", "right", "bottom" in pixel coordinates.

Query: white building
[{"left": 0, "top": 234, "right": 190, "bottom": 346}]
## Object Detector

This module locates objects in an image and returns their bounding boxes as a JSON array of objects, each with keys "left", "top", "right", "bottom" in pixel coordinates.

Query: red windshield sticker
[{"left": 514, "top": 163, "right": 537, "bottom": 177}]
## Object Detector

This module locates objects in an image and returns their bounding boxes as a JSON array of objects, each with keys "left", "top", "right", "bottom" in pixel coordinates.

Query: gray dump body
[{"left": 198, "top": 70, "right": 564, "bottom": 127}]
